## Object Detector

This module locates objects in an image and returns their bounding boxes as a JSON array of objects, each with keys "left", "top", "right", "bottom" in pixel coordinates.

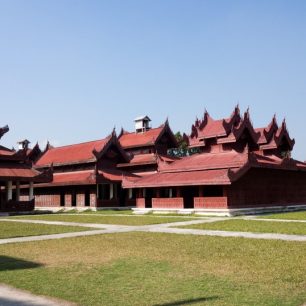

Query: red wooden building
[
  {"left": 123, "top": 107, "right": 306, "bottom": 215},
  {"left": 32, "top": 118, "right": 178, "bottom": 210},
  {"left": 0, "top": 126, "right": 51, "bottom": 213}
]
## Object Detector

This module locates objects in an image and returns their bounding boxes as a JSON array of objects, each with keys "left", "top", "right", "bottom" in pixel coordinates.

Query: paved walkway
[
  {"left": 144, "top": 226, "right": 306, "bottom": 241},
  {"left": 0, "top": 284, "right": 74, "bottom": 306},
  {"left": 0, "top": 216, "right": 305, "bottom": 244},
  {"left": 243, "top": 217, "right": 306, "bottom": 223}
]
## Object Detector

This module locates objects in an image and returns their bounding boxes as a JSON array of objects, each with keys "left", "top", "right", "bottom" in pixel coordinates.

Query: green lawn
[
  {"left": 7, "top": 214, "right": 196, "bottom": 226},
  {"left": 0, "top": 221, "right": 94, "bottom": 239},
  {"left": 0, "top": 232, "right": 305, "bottom": 306},
  {"left": 58, "top": 209, "right": 135, "bottom": 215},
  {"left": 179, "top": 219, "right": 306, "bottom": 235},
  {"left": 260, "top": 210, "right": 306, "bottom": 220}
]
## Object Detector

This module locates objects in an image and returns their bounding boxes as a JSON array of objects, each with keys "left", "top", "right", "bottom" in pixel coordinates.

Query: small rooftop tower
[
  {"left": 17, "top": 139, "right": 31, "bottom": 150},
  {"left": 134, "top": 116, "right": 151, "bottom": 133}
]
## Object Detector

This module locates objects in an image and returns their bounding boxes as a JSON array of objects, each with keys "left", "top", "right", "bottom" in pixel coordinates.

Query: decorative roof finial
[
  {"left": 112, "top": 126, "right": 116, "bottom": 136},
  {"left": 244, "top": 107, "right": 250, "bottom": 120},
  {"left": 282, "top": 118, "right": 287, "bottom": 129}
]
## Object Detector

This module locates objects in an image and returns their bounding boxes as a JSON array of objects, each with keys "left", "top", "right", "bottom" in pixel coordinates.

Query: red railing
[
  {"left": 194, "top": 197, "right": 228, "bottom": 209},
  {"left": 152, "top": 198, "right": 184, "bottom": 209},
  {"left": 136, "top": 198, "right": 145, "bottom": 208}
]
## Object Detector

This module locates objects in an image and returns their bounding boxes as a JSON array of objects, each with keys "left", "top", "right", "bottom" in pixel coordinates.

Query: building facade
[
  {"left": 0, "top": 126, "right": 51, "bottom": 212},
  {"left": 31, "top": 118, "right": 178, "bottom": 210},
  {"left": 123, "top": 107, "right": 306, "bottom": 215}
]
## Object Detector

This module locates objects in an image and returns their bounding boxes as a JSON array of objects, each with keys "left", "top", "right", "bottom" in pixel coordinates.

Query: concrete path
[
  {"left": 0, "top": 284, "right": 74, "bottom": 306},
  {"left": 142, "top": 226, "right": 306, "bottom": 242},
  {"left": 0, "top": 228, "right": 134, "bottom": 245},
  {"left": 0, "top": 216, "right": 305, "bottom": 244},
  {"left": 243, "top": 217, "right": 306, "bottom": 223}
]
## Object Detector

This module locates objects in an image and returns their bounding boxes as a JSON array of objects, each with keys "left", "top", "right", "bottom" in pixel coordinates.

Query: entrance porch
[{"left": 0, "top": 180, "right": 35, "bottom": 212}]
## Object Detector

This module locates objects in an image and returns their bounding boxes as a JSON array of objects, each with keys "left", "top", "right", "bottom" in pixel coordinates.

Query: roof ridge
[
  {"left": 120, "top": 126, "right": 163, "bottom": 135},
  {"left": 47, "top": 137, "right": 109, "bottom": 150}
]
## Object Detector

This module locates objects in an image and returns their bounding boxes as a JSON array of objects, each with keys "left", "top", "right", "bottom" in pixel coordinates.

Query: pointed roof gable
[
  {"left": 187, "top": 106, "right": 241, "bottom": 147},
  {"left": 35, "top": 138, "right": 109, "bottom": 167},
  {"left": 217, "top": 109, "right": 260, "bottom": 145},
  {"left": 118, "top": 120, "right": 178, "bottom": 149},
  {"left": 0, "top": 125, "right": 9, "bottom": 139},
  {"left": 35, "top": 131, "right": 128, "bottom": 167}
]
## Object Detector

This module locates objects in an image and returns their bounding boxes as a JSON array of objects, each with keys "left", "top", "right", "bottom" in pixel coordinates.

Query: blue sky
[{"left": 0, "top": 0, "right": 305, "bottom": 159}]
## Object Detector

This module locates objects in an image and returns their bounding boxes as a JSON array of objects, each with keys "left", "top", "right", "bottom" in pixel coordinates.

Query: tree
[{"left": 168, "top": 132, "right": 201, "bottom": 157}]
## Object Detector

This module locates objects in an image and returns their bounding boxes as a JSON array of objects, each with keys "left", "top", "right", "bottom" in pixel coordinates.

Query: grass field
[
  {"left": 0, "top": 221, "right": 93, "bottom": 239},
  {"left": 178, "top": 219, "right": 306, "bottom": 235},
  {"left": 54, "top": 209, "right": 135, "bottom": 215},
  {"left": 7, "top": 214, "right": 196, "bottom": 225},
  {"left": 0, "top": 232, "right": 305, "bottom": 306},
  {"left": 261, "top": 210, "right": 306, "bottom": 220}
]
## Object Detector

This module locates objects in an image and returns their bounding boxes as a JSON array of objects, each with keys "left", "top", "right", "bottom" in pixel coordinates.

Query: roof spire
[
  {"left": 282, "top": 118, "right": 287, "bottom": 130},
  {"left": 112, "top": 126, "right": 116, "bottom": 137},
  {"left": 235, "top": 103, "right": 240, "bottom": 115},
  {"left": 164, "top": 117, "right": 169, "bottom": 126}
]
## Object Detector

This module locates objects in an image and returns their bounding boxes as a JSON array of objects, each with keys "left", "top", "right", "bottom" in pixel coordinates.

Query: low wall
[
  {"left": 136, "top": 198, "right": 145, "bottom": 208},
  {"left": 194, "top": 197, "right": 228, "bottom": 209},
  {"left": 35, "top": 194, "right": 61, "bottom": 207},
  {"left": 152, "top": 198, "right": 184, "bottom": 209}
]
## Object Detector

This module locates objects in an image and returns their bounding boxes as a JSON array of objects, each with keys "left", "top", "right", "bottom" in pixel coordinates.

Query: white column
[
  {"left": 29, "top": 182, "right": 34, "bottom": 200},
  {"left": 169, "top": 188, "right": 173, "bottom": 198},
  {"left": 16, "top": 181, "right": 20, "bottom": 201},
  {"left": 7, "top": 181, "right": 13, "bottom": 201},
  {"left": 109, "top": 184, "right": 114, "bottom": 200},
  {"left": 129, "top": 188, "right": 133, "bottom": 199}
]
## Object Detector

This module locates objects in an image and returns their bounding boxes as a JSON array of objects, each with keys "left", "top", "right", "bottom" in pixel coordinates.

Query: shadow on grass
[
  {"left": 153, "top": 296, "right": 219, "bottom": 306},
  {"left": 0, "top": 256, "right": 42, "bottom": 272},
  {"left": 0, "top": 297, "right": 40, "bottom": 306}
]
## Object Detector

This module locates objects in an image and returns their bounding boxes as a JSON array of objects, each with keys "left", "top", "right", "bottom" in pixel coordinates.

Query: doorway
[{"left": 182, "top": 187, "right": 197, "bottom": 209}]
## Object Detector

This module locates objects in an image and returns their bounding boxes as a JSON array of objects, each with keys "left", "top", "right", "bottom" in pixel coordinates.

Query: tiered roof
[
  {"left": 0, "top": 126, "right": 51, "bottom": 183},
  {"left": 185, "top": 106, "right": 295, "bottom": 154},
  {"left": 123, "top": 151, "right": 306, "bottom": 188},
  {"left": 123, "top": 108, "right": 300, "bottom": 189}
]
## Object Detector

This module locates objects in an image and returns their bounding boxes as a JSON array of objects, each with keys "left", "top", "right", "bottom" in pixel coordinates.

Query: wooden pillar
[
  {"left": 176, "top": 187, "right": 181, "bottom": 197},
  {"left": 29, "top": 182, "right": 34, "bottom": 200},
  {"left": 7, "top": 181, "right": 13, "bottom": 201},
  {"left": 16, "top": 181, "right": 20, "bottom": 201},
  {"left": 199, "top": 186, "right": 204, "bottom": 197},
  {"left": 156, "top": 189, "right": 160, "bottom": 198},
  {"left": 96, "top": 184, "right": 99, "bottom": 199},
  {"left": 223, "top": 186, "right": 227, "bottom": 196}
]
